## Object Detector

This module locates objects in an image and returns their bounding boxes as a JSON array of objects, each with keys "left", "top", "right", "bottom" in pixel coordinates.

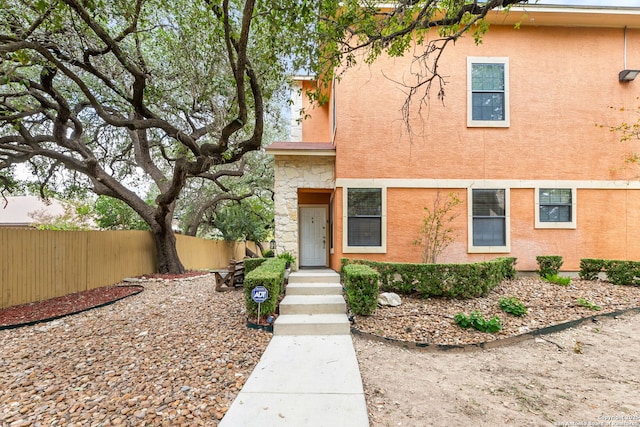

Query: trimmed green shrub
[
  {"left": 579, "top": 258, "right": 606, "bottom": 280},
  {"left": 244, "top": 257, "right": 268, "bottom": 274},
  {"left": 344, "top": 264, "right": 380, "bottom": 316},
  {"left": 579, "top": 258, "right": 640, "bottom": 286},
  {"left": 244, "top": 257, "right": 286, "bottom": 317},
  {"left": 536, "top": 255, "right": 563, "bottom": 278},
  {"left": 499, "top": 297, "right": 528, "bottom": 317},
  {"left": 341, "top": 257, "right": 517, "bottom": 299},
  {"left": 454, "top": 311, "right": 502, "bottom": 333},
  {"left": 499, "top": 257, "right": 518, "bottom": 280},
  {"left": 605, "top": 260, "right": 640, "bottom": 286}
]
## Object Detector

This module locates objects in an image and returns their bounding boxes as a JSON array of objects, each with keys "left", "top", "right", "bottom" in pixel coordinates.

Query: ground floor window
[
  {"left": 469, "top": 188, "right": 510, "bottom": 253},
  {"left": 536, "top": 188, "right": 576, "bottom": 229},
  {"left": 343, "top": 187, "right": 386, "bottom": 253}
]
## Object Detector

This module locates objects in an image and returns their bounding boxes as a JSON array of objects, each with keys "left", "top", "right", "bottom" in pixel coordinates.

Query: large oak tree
[
  {"left": 0, "top": 0, "right": 310, "bottom": 272},
  {"left": 1, "top": 0, "right": 525, "bottom": 273}
]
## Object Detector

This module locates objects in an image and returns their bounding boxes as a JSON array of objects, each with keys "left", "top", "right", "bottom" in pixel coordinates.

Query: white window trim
[
  {"left": 535, "top": 188, "right": 577, "bottom": 229},
  {"left": 342, "top": 186, "right": 387, "bottom": 254},
  {"left": 467, "top": 57, "right": 510, "bottom": 128},
  {"left": 467, "top": 187, "right": 511, "bottom": 253}
]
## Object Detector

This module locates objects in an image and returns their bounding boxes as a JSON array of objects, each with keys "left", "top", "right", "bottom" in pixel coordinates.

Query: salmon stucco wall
[
  {"left": 331, "top": 186, "right": 640, "bottom": 271},
  {"left": 333, "top": 25, "right": 640, "bottom": 182},
  {"left": 301, "top": 80, "right": 331, "bottom": 142},
  {"left": 301, "top": 18, "right": 640, "bottom": 272}
]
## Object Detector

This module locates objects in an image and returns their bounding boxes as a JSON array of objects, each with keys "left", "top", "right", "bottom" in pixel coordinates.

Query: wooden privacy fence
[{"left": 0, "top": 228, "right": 256, "bottom": 309}]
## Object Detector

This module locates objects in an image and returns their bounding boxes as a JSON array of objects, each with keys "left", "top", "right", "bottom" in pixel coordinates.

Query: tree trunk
[{"left": 153, "top": 225, "right": 185, "bottom": 274}]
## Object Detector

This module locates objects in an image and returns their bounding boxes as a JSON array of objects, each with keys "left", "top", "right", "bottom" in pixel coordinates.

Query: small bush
[
  {"left": 536, "top": 255, "right": 564, "bottom": 278},
  {"left": 578, "top": 258, "right": 640, "bottom": 286},
  {"left": 577, "top": 298, "right": 601, "bottom": 311},
  {"left": 262, "top": 249, "right": 274, "bottom": 258},
  {"left": 344, "top": 264, "right": 379, "bottom": 316},
  {"left": 454, "top": 311, "right": 502, "bottom": 333},
  {"left": 244, "top": 257, "right": 286, "bottom": 317},
  {"left": 277, "top": 252, "right": 296, "bottom": 267},
  {"left": 579, "top": 258, "right": 606, "bottom": 280},
  {"left": 605, "top": 260, "right": 640, "bottom": 286},
  {"left": 542, "top": 274, "right": 571, "bottom": 286},
  {"left": 499, "top": 297, "right": 528, "bottom": 317}
]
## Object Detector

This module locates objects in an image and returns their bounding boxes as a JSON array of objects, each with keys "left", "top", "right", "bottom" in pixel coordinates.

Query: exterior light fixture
[
  {"left": 619, "top": 69, "right": 640, "bottom": 82},
  {"left": 270, "top": 239, "right": 276, "bottom": 250}
]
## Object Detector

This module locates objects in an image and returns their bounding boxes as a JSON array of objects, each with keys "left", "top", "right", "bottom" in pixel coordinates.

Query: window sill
[
  {"left": 468, "top": 245, "right": 510, "bottom": 254},
  {"left": 343, "top": 246, "right": 386, "bottom": 254}
]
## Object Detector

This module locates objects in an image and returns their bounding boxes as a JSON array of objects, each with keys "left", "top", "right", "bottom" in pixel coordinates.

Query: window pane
[
  {"left": 539, "top": 189, "right": 572, "bottom": 222},
  {"left": 472, "top": 189, "right": 506, "bottom": 247},
  {"left": 473, "top": 189, "right": 505, "bottom": 217},
  {"left": 472, "top": 63, "right": 504, "bottom": 91},
  {"left": 540, "top": 206, "right": 571, "bottom": 222},
  {"left": 348, "top": 217, "right": 381, "bottom": 246},
  {"left": 347, "top": 188, "right": 382, "bottom": 246},
  {"left": 473, "top": 218, "right": 506, "bottom": 246},
  {"left": 348, "top": 188, "right": 381, "bottom": 216},
  {"left": 472, "top": 93, "right": 504, "bottom": 121},
  {"left": 540, "top": 189, "right": 571, "bottom": 205}
]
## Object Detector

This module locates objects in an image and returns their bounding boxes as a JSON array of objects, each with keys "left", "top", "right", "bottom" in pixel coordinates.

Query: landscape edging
[
  {"left": 0, "top": 285, "right": 144, "bottom": 331},
  {"left": 350, "top": 306, "right": 640, "bottom": 352}
]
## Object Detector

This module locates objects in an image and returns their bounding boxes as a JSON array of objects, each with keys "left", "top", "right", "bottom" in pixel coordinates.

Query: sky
[{"left": 534, "top": 0, "right": 640, "bottom": 6}]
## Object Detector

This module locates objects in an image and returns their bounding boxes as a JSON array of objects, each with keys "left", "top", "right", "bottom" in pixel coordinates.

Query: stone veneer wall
[{"left": 273, "top": 155, "right": 335, "bottom": 270}]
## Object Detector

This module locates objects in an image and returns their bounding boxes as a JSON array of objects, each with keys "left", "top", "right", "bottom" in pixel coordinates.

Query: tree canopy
[
  {"left": 1, "top": 0, "right": 526, "bottom": 273},
  {"left": 0, "top": 0, "right": 313, "bottom": 272}
]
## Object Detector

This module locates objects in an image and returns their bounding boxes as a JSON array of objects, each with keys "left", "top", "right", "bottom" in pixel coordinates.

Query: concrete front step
[
  {"left": 288, "top": 270, "right": 341, "bottom": 284},
  {"left": 273, "top": 313, "right": 351, "bottom": 335},
  {"left": 285, "top": 282, "right": 343, "bottom": 296},
  {"left": 279, "top": 295, "right": 346, "bottom": 315}
]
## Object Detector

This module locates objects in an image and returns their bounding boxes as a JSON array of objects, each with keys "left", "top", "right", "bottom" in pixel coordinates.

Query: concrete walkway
[{"left": 219, "top": 269, "right": 369, "bottom": 426}]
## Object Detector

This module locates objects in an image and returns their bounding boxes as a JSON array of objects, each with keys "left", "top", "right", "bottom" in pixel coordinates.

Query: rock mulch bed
[
  {"left": 0, "top": 274, "right": 270, "bottom": 426},
  {"left": 353, "top": 277, "right": 640, "bottom": 346}
]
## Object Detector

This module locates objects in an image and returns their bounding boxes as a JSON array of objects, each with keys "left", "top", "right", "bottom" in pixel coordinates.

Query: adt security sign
[{"left": 251, "top": 286, "right": 269, "bottom": 303}]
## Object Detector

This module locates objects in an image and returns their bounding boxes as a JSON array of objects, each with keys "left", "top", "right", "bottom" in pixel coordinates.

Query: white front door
[{"left": 299, "top": 206, "right": 327, "bottom": 267}]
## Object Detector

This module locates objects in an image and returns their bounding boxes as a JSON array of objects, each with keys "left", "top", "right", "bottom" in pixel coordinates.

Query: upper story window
[
  {"left": 467, "top": 57, "right": 510, "bottom": 128},
  {"left": 535, "top": 188, "right": 577, "bottom": 229},
  {"left": 343, "top": 187, "right": 386, "bottom": 253}
]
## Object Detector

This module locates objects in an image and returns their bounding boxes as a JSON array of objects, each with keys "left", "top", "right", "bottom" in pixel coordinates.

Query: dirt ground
[{"left": 354, "top": 312, "right": 640, "bottom": 427}]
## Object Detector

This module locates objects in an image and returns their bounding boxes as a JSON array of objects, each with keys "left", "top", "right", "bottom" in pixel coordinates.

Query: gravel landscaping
[
  {"left": 352, "top": 277, "right": 640, "bottom": 346},
  {"left": 0, "top": 274, "right": 270, "bottom": 426},
  {"left": 2, "top": 272, "right": 640, "bottom": 426}
]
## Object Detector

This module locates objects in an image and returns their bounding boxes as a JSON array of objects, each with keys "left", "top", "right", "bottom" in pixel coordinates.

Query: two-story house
[{"left": 267, "top": 3, "right": 640, "bottom": 272}]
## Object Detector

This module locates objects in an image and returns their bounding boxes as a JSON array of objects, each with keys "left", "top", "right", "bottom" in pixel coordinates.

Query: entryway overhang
[{"left": 266, "top": 142, "right": 336, "bottom": 157}]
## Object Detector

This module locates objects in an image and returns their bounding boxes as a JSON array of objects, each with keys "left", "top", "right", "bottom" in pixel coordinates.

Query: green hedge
[
  {"left": 244, "top": 257, "right": 286, "bottom": 317},
  {"left": 341, "top": 257, "right": 517, "bottom": 299},
  {"left": 244, "top": 257, "right": 268, "bottom": 274},
  {"left": 343, "top": 264, "right": 379, "bottom": 316},
  {"left": 580, "top": 258, "right": 640, "bottom": 286},
  {"left": 579, "top": 258, "right": 607, "bottom": 280}
]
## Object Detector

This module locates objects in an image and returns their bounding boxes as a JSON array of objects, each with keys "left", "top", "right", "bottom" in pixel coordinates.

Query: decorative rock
[
  {"left": 378, "top": 292, "right": 402, "bottom": 307},
  {"left": 0, "top": 275, "right": 271, "bottom": 427}
]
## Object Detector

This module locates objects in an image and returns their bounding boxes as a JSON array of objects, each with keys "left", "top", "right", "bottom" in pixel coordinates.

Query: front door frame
[{"left": 298, "top": 204, "right": 329, "bottom": 268}]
